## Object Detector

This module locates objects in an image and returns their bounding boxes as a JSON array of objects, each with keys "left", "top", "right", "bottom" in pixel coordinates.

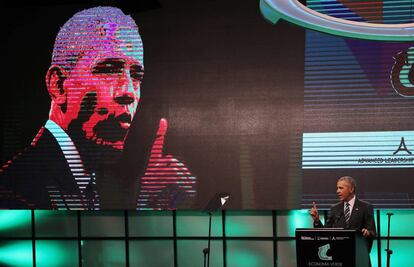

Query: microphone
[{"left": 326, "top": 213, "right": 341, "bottom": 227}]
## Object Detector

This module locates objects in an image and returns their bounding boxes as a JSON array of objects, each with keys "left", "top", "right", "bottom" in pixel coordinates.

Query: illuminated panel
[
  {"left": 129, "top": 240, "right": 174, "bottom": 266},
  {"left": 226, "top": 241, "right": 273, "bottom": 267},
  {"left": 177, "top": 240, "right": 223, "bottom": 267},
  {"left": 81, "top": 211, "right": 125, "bottom": 237},
  {"left": 128, "top": 211, "right": 173, "bottom": 237},
  {"left": 0, "top": 210, "right": 31, "bottom": 237},
  {"left": 0, "top": 241, "right": 33, "bottom": 267},
  {"left": 34, "top": 210, "right": 77, "bottom": 237},
  {"left": 369, "top": 241, "right": 379, "bottom": 267},
  {"left": 36, "top": 241, "right": 78, "bottom": 267},
  {"left": 225, "top": 211, "right": 273, "bottom": 237},
  {"left": 303, "top": 131, "right": 414, "bottom": 169},
  {"left": 176, "top": 211, "right": 222, "bottom": 237},
  {"left": 81, "top": 240, "right": 125, "bottom": 266},
  {"left": 277, "top": 240, "right": 297, "bottom": 267},
  {"left": 379, "top": 209, "right": 414, "bottom": 236},
  {"left": 379, "top": 240, "right": 414, "bottom": 266},
  {"left": 276, "top": 210, "right": 315, "bottom": 237}
]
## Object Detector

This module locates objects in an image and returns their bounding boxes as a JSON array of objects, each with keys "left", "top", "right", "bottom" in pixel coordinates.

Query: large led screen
[{"left": 1, "top": 0, "right": 413, "bottom": 210}]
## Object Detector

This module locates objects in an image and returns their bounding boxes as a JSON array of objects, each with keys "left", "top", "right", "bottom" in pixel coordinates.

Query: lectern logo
[{"left": 318, "top": 244, "right": 333, "bottom": 261}]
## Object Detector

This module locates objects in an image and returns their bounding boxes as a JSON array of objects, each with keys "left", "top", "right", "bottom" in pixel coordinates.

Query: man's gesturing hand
[
  {"left": 361, "top": 228, "right": 372, "bottom": 237},
  {"left": 310, "top": 201, "right": 320, "bottom": 221}
]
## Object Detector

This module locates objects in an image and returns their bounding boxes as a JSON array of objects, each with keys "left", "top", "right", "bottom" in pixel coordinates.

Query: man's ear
[{"left": 46, "top": 66, "right": 67, "bottom": 105}]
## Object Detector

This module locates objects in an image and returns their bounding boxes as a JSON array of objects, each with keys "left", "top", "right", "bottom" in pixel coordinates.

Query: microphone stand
[
  {"left": 203, "top": 211, "right": 213, "bottom": 267},
  {"left": 202, "top": 193, "right": 229, "bottom": 267},
  {"left": 326, "top": 212, "right": 341, "bottom": 227},
  {"left": 385, "top": 213, "right": 393, "bottom": 267}
]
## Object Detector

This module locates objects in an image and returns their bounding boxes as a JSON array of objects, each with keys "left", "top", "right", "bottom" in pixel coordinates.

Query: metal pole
[
  {"left": 385, "top": 213, "right": 393, "bottom": 267},
  {"left": 203, "top": 211, "right": 212, "bottom": 267}
]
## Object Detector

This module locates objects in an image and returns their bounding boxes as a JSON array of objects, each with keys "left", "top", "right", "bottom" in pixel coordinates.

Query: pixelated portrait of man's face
[
  {"left": 51, "top": 8, "right": 144, "bottom": 150},
  {"left": 64, "top": 39, "right": 144, "bottom": 150}
]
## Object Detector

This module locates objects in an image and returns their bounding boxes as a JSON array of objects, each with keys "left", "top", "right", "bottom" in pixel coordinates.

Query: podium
[{"left": 295, "top": 228, "right": 370, "bottom": 267}]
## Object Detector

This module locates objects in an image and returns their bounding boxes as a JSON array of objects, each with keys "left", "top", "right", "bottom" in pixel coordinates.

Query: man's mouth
[
  {"left": 117, "top": 113, "right": 132, "bottom": 129},
  {"left": 91, "top": 112, "right": 132, "bottom": 143},
  {"left": 120, "top": 122, "right": 131, "bottom": 129}
]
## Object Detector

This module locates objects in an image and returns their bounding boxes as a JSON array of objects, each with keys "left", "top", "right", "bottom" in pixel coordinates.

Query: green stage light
[
  {"left": 380, "top": 210, "right": 414, "bottom": 237},
  {"left": 228, "top": 249, "right": 264, "bottom": 267},
  {"left": 0, "top": 241, "right": 32, "bottom": 267},
  {"left": 36, "top": 241, "right": 68, "bottom": 267},
  {"left": 36, "top": 241, "right": 78, "bottom": 267},
  {"left": 226, "top": 219, "right": 250, "bottom": 236},
  {"left": 279, "top": 209, "right": 314, "bottom": 237},
  {"left": 0, "top": 210, "right": 31, "bottom": 233},
  {"left": 289, "top": 209, "right": 311, "bottom": 229},
  {"left": 226, "top": 211, "right": 273, "bottom": 237}
]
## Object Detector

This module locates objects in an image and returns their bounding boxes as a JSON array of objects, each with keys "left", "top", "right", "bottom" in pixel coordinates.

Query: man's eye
[
  {"left": 130, "top": 65, "right": 144, "bottom": 81},
  {"left": 92, "top": 61, "right": 124, "bottom": 74}
]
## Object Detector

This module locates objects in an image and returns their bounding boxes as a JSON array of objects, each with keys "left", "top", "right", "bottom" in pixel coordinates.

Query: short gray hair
[{"left": 338, "top": 176, "right": 356, "bottom": 192}]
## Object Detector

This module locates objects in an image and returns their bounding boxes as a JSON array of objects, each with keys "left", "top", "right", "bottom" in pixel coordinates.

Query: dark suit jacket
[
  {"left": 314, "top": 197, "right": 376, "bottom": 252},
  {"left": 0, "top": 124, "right": 197, "bottom": 210},
  {"left": 0, "top": 127, "right": 84, "bottom": 209}
]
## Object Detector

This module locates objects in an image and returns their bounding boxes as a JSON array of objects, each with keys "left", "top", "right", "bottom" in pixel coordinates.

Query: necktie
[{"left": 344, "top": 202, "right": 351, "bottom": 225}]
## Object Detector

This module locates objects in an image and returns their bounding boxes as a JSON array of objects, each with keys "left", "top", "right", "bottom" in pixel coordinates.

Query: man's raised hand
[{"left": 310, "top": 201, "right": 319, "bottom": 221}]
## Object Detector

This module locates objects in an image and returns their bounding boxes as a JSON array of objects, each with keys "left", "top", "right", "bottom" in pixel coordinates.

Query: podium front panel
[{"left": 296, "top": 229, "right": 364, "bottom": 267}]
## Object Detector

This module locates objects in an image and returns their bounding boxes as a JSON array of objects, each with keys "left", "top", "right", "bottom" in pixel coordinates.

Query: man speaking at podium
[{"left": 310, "top": 176, "right": 376, "bottom": 252}]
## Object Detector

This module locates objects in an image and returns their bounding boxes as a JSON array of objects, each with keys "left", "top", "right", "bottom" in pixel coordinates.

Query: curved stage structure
[{"left": 260, "top": 0, "right": 414, "bottom": 42}]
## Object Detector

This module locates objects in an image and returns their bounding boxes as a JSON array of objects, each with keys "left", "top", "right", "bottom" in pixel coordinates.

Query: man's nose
[{"left": 115, "top": 68, "right": 138, "bottom": 105}]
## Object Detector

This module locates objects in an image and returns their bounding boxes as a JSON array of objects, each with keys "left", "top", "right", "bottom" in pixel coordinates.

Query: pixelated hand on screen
[{"left": 137, "top": 118, "right": 197, "bottom": 209}]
